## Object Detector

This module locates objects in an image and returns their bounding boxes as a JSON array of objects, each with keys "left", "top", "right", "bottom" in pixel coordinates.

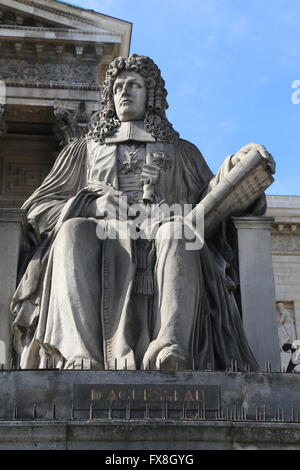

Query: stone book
[{"left": 191, "top": 148, "right": 275, "bottom": 238}]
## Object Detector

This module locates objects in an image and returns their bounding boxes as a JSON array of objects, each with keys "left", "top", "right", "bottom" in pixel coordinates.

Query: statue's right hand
[{"left": 84, "top": 190, "right": 133, "bottom": 221}]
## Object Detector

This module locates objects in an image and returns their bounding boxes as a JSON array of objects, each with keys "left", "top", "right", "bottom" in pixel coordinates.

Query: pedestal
[
  {"left": 0, "top": 209, "right": 27, "bottom": 367},
  {"left": 233, "top": 216, "right": 280, "bottom": 371},
  {"left": 0, "top": 370, "right": 299, "bottom": 449}
]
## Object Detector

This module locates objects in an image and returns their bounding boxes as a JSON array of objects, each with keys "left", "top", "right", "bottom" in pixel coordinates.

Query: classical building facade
[
  {"left": 0, "top": 0, "right": 132, "bottom": 208},
  {"left": 266, "top": 195, "right": 300, "bottom": 368}
]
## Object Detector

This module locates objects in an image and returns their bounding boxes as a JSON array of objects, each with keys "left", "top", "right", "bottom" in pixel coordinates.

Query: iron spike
[
  {"left": 33, "top": 403, "right": 37, "bottom": 419},
  {"left": 182, "top": 403, "right": 186, "bottom": 420},
  {"left": 71, "top": 402, "right": 74, "bottom": 419},
  {"left": 127, "top": 403, "right": 131, "bottom": 420},
  {"left": 89, "top": 402, "right": 93, "bottom": 419},
  {"left": 52, "top": 404, "right": 56, "bottom": 420},
  {"left": 13, "top": 403, "right": 17, "bottom": 420}
]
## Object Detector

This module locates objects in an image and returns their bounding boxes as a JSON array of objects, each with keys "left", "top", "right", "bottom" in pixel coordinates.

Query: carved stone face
[{"left": 113, "top": 71, "right": 147, "bottom": 122}]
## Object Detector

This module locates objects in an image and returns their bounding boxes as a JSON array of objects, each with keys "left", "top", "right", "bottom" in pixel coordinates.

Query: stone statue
[
  {"left": 277, "top": 302, "right": 297, "bottom": 347},
  {"left": 11, "top": 54, "right": 275, "bottom": 371}
]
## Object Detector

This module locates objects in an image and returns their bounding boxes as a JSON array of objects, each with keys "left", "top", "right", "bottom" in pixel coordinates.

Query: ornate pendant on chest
[{"left": 119, "top": 144, "right": 145, "bottom": 174}]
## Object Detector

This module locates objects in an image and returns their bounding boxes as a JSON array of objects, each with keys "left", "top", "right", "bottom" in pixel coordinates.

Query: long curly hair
[{"left": 88, "top": 54, "right": 179, "bottom": 144}]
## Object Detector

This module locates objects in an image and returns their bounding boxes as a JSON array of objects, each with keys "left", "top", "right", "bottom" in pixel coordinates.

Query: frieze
[
  {"left": 271, "top": 232, "right": 300, "bottom": 252},
  {"left": 0, "top": 60, "right": 98, "bottom": 85}
]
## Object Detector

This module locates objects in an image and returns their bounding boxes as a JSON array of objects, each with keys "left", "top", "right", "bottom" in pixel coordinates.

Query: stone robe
[{"left": 11, "top": 127, "right": 260, "bottom": 371}]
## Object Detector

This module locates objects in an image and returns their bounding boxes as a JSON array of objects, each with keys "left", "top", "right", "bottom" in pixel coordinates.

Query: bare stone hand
[{"left": 85, "top": 190, "right": 135, "bottom": 221}]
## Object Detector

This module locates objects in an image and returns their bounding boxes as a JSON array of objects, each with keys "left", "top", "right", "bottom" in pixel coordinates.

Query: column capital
[{"left": 232, "top": 216, "right": 275, "bottom": 231}]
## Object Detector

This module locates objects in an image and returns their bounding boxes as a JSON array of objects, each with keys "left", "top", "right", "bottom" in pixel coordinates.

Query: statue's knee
[{"left": 57, "top": 217, "right": 97, "bottom": 244}]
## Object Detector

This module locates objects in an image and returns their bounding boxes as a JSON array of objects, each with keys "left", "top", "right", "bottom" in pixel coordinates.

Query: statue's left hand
[{"left": 232, "top": 143, "right": 276, "bottom": 174}]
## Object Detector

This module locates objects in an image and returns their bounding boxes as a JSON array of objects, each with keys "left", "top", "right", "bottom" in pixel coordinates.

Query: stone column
[
  {"left": 233, "top": 216, "right": 281, "bottom": 371},
  {"left": 0, "top": 209, "right": 27, "bottom": 367}
]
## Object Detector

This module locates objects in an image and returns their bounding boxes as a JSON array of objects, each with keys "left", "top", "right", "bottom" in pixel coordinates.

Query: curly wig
[{"left": 88, "top": 54, "right": 179, "bottom": 144}]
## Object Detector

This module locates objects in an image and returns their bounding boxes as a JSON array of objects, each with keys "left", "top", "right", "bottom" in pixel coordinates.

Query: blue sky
[{"left": 65, "top": 0, "right": 300, "bottom": 195}]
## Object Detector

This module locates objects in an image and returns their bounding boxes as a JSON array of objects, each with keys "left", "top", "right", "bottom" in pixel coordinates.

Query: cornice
[
  {"left": 0, "top": 24, "right": 118, "bottom": 35},
  {"left": 4, "top": 80, "right": 101, "bottom": 90},
  {"left": 271, "top": 222, "right": 300, "bottom": 234},
  {"left": 272, "top": 251, "right": 300, "bottom": 256},
  {"left": 2, "top": 0, "right": 102, "bottom": 28}
]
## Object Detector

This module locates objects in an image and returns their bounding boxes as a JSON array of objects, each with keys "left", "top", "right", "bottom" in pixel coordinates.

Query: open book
[{"left": 190, "top": 148, "right": 275, "bottom": 239}]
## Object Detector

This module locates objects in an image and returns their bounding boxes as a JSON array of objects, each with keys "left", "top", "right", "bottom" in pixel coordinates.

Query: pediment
[
  {"left": 0, "top": 0, "right": 132, "bottom": 56},
  {"left": 0, "top": 0, "right": 131, "bottom": 36}
]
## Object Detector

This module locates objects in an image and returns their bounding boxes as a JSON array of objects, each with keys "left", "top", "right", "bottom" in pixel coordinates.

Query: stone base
[
  {"left": 1, "top": 370, "right": 300, "bottom": 449},
  {"left": 0, "top": 419, "right": 300, "bottom": 450}
]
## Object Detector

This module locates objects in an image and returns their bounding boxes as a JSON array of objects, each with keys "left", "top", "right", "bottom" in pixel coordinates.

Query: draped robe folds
[{"left": 11, "top": 131, "right": 260, "bottom": 371}]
